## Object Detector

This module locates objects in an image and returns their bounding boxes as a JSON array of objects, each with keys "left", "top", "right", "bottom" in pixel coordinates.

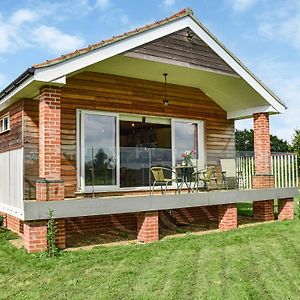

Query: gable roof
[{"left": 0, "top": 7, "right": 286, "bottom": 118}]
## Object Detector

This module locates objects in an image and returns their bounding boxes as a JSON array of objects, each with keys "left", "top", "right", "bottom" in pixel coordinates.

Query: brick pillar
[
  {"left": 278, "top": 198, "right": 294, "bottom": 221},
  {"left": 217, "top": 204, "right": 237, "bottom": 230},
  {"left": 36, "top": 86, "right": 64, "bottom": 201},
  {"left": 23, "top": 219, "right": 66, "bottom": 253},
  {"left": 253, "top": 200, "right": 274, "bottom": 221},
  {"left": 252, "top": 113, "right": 274, "bottom": 221},
  {"left": 23, "top": 221, "right": 48, "bottom": 253},
  {"left": 27, "top": 86, "right": 66, "bottom": 252},
  {"left": 137, "top": 211, "right": 159, "bottom": 243}
]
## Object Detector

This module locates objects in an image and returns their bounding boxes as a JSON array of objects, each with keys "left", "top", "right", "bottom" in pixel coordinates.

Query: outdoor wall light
[{"left": 186, "top": 29, "right": 194, "bottom": 42}]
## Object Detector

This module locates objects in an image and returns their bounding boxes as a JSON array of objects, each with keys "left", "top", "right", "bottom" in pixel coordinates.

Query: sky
[{"left": 0, "top": 0, "right": 299, "bottom": 142}]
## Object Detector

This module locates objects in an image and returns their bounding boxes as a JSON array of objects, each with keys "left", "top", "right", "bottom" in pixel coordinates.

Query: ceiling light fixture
[{"left": 163, "top": 73, "right": 169, "bottom": 107}]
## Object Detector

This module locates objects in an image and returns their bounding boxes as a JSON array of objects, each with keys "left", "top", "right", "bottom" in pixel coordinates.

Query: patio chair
[
  {"left": 220, "top": 159, "right": 243, "bottom": 189},
  {"left": 151, "top": 167, "right": 182, "bottom": 195},
  {"left": 192, "top": 166, "right": 218, "bottom": 191}
]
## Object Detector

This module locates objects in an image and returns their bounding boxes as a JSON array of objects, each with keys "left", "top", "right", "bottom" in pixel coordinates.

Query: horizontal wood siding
[
  {"left": 0, "top": 101, "right": 23, "bottom": 153},
  {"left": 23, "top": 99, "right": 39, "bottom": 200},
  {"left": 61, "top": 72, "right": 234, "bottom": 197},
  {"left": 125, "top": 28, "right": 237, "bottom": 76}
]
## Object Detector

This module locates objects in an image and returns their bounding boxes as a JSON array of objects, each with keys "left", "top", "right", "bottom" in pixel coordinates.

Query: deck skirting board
[{"left": 23, "top": 187, "right": 299, "bottom": 221}]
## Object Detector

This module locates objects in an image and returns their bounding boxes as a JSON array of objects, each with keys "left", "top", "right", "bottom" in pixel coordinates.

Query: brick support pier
[
  {"left": 24, "top": 86, "right": 66, "bottom": 253},
  {"left": 217, "top": 204, "right": 237, "bottom": 230},
  {"left": 252, "top": 113, "right": 274, "bottom": 221},
  {"left": 278, "top": 198, "right": 294, "bottom": 221},
  {"left": 137, "top": 211, "right": 159, "bottom": 243}
]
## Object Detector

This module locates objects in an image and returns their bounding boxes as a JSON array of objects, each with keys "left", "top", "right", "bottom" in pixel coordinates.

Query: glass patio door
[
  {"left": 172, "top": 119, "right": 205, "bottom": 170},
  {"left": 81, "top": 111, "right": 119, "bottom": 191}
]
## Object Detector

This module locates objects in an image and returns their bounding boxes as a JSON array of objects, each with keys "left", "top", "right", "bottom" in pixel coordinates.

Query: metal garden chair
[
  {"left": 150, "top": 167, "right": 182, "bottom": 195},
  {"left": 220, "top": 159, "right": 243, "bottom": 189}
]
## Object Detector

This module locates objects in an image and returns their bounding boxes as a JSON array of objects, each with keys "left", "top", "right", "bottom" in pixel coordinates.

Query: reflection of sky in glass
[
  {"left": 175, "top": 122, "right": 198, "bottom": 162},
  {"left": 84, "top": 114, "right": 116, "bottom": 156}
]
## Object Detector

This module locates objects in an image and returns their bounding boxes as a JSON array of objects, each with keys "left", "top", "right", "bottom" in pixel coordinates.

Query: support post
[
  {"left": 252, "top": 113, "right": 274, "bottom": 221},
  {"left": 137, "top": 211, "right": 159, "bottom": 243},
  {"left": 278, "top": 198, "right": 294, "bottom": 221},
  {"left": 217, "top": 204, "right": 237, "bottom": 230},
  {"left": 25, "top": 86, "right": 66, "bottom": 253}
]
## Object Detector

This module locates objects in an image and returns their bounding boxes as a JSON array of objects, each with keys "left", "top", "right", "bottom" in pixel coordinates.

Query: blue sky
[{"left": 0, "top": 0, "right": 299, "bottom": 142}]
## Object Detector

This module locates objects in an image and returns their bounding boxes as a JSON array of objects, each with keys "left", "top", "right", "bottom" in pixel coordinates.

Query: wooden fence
[{"left": 236, "top": 153, "right": 298, "bottom": 189}]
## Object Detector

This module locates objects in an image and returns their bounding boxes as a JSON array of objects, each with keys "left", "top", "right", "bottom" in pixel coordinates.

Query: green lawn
[{"left": 1, "top": 220, "right": 300, "bottom": 299}]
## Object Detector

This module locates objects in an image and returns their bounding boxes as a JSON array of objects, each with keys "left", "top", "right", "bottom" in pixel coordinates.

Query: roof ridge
[{"left": 33, "top": 8, "right": 193, "bottom": 69}]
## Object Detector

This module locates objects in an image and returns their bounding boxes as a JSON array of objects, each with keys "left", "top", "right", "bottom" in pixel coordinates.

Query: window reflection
[{"left": 84, "top": 114, "right": 116, "bottom": 186}]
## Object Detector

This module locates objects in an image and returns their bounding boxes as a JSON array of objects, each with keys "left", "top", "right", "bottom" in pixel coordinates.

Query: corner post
[
  {"left": 25, "top": 86, "right": 65, "bottom": 253},
  {"left": 252, "top": 113, "right": 274, "bottom": 221}
]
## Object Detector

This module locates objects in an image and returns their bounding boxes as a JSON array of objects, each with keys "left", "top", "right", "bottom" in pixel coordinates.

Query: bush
[{"left": 0, "top": 216, "right": 4, "bottom": 226}]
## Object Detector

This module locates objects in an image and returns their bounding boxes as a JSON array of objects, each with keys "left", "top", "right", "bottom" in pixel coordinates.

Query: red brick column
[
  {"left": 26, "top": 86, "right": 66, "bottom": 252},
  {"left": 23, "top": 221, "right": 48, "bottom": 253},
  {"left": 36, "top": 86, "right": 64, "bottom": 201},
  {"left": 252, "top": 113, "right": 274, "bottom": 221},
  {"left": 278, "top": 198, "right": 294, "bottom": 221},
  {"left": 23, "top": 219, "right": 65, "bottom": 253},
  {"left": 217, "top": 204, "right": 237, "bottom": 230},
  {"left": 137, "top": 211, "right": 159, "bottom": 243},
  {"left": 253, "top": 200, "right": 274, "bottom": 221}
]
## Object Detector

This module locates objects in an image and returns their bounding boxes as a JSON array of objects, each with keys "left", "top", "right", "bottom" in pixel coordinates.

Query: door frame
[{"left": 77, "top": 109, "right": 120, "bottom": 192}]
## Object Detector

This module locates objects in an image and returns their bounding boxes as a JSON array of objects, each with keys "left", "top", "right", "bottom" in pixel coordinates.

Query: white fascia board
[
  {"left": 33, "top": 17, "right": 191, "bottom": 82},
  {"left": 0, "top": 76, "right": 34, "bottom": 109},
  {"left": 227, "top": 105, "right": 275, "bottom": 120},
  {"left": 186, "top": 18, "right": 286, "bottom": 114}
]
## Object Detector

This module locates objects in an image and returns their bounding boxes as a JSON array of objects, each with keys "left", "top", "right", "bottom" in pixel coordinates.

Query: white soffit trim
[
  {"left": 33, "top": 15, "right": 285, "bottom": 114},
  {"left": 227, "top": 105, "right": 275, "bottom": 120},
  {"left": 0, "top": 76, "right": 34, "bottom": 109},
  {"left": 186, "top": 18, "right": 285, "bottom": 114},
  {"left": 33, "top": 17, "right": 191, "bottom": 82}
]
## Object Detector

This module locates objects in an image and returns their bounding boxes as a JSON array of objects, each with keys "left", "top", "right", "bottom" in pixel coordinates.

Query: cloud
[
  {"left": 227, "top": 0, "right": 258, "bottom": 13},
  {"left": 0, "top": 9, "right": 38, "bottom": 53},
  {"left": 95, "top": 0, "right": 111, "bottom": 10},
  {"left": 258, "top": 2, "right": 300, "bottom": 50},
  {"left": 160, "top": 0, "right": 176, "bottom": 7},
  {"left": 32, "top": 25, "right": 85, "bottom": 54},
  {"left": 0, "top": 7, "right": 86, "bottom": 55}
]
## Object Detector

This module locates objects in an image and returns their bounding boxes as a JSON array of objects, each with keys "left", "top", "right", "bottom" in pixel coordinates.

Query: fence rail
[
  {"left": 236, "top": 153, "right": 298, "bottom": 189},
  {"left": 0, "top": 148, "right": 24, "bottom": 218}
]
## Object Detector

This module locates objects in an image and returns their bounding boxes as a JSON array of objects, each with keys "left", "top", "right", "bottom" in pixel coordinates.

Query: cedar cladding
[
  {"left": 0, "top": 101, "right": 23, "bottom": 153},
  {"left": 23, "top": 71, "right": 235, "bottom": 198},
  {"left": 124, "top": 28, "right": 237, "bottom": 76}
]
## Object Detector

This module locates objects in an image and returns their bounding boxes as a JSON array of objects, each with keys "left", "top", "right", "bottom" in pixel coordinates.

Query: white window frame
[
  {"left": 77, "top": 110, "right": 205, "bottom": 192},
  {"left": 77, "top": 109, "right": 120, "bottom": 192},
  {"left": 171, "top": 118, "right": 205, "bottom": 171},
  {"left": 0, "top": 114, "right": 10, "bottom": 134}
]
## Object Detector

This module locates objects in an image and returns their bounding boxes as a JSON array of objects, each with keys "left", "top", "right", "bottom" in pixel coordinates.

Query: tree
[
  {"left": 291, "top": 129, "right": 300, "bottom": 175},
  {"left": 235, "top": 129, "right": 290, "bottom": 153}
]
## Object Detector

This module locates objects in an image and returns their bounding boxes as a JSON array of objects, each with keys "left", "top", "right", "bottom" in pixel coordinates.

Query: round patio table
[{"left": 173, "top": 165, "right": 195, "bottom": 193}]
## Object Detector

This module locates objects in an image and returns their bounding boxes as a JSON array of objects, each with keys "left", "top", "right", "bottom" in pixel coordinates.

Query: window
[{"left": 0, "top": 115, "right": 10, "bottom": 133}]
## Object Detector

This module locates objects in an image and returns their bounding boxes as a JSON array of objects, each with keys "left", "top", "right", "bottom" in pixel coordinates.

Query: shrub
[
  {"left": 47, "top": 209, "right": 60, "bottom": 257},
  {"left": 0, "top": 216, "right": 4, "bottom": 226}
]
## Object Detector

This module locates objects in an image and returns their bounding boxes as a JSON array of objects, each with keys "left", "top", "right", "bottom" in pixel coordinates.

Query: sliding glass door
[
  {"left": 172, "top": 119, "right": 205, "bottom": 170},
  {"left": 78, "top": 111, "right": 205, "bottom": 191},
  {"left": 80, "top": 111, "right": 119, "bottom": 192}
]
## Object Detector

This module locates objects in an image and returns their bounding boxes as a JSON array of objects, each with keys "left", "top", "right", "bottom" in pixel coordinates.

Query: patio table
[{"left": 173, "top": 165, "right": 195, "bottom": 193}]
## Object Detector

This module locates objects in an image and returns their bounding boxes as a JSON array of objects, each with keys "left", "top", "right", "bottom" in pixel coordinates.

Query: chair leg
[{"left": 151, "top": 182, "right": 156, "bottom": 195}]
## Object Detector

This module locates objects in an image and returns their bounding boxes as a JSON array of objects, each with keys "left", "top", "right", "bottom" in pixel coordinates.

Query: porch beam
[{"left": 23, "top": 187, "right": 298, "bottom": 221}]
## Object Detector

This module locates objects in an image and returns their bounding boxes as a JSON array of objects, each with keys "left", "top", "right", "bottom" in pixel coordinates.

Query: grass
[
  {"left": 1, "top": 220, "right": 300, "bottom": 299},
  {"left": 237, "top": 196, "right": 300, "bottom": 219}
]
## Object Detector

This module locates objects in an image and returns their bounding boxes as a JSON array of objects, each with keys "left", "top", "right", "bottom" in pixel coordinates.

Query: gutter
[{"left": 0, "top": 67, "right": 35, "bottom": 102}]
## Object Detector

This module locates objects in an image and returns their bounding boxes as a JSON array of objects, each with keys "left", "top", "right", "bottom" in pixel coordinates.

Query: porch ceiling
[{"left": 86, "top": 55, "right": 273, "bottom": 119}]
